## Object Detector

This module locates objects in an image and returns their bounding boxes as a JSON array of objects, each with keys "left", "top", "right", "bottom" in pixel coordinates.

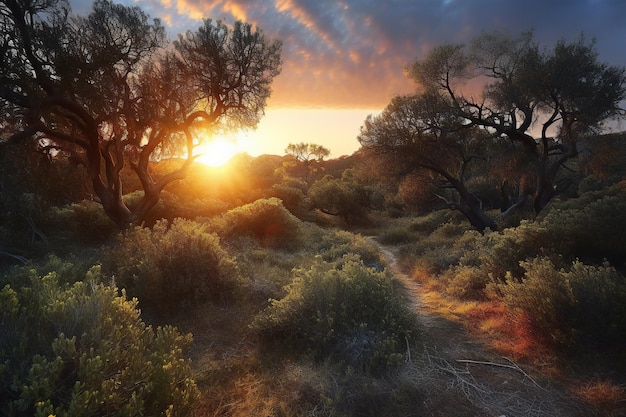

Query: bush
[
  {"left": 446, "top": 266, "right": 490, "bottom": 300},
  {"left": 476, "top": 223, "right": 553, "bottom": 281},
  {"left": 495, "top": 257, "right": 576, "bottom": 347},
  {"left": 270, "top": 178, "right": 308, "bottom": 217},
  {"left": 408, "top": 210, "right": 463, "bottom": 235},
  {"left": 537, "top": 186, "right": 626, "bottom": 264},
  {"left": 0, "top": 267, "right": 198, "bottom": 416},
  {"left": 315, "top": 230, "right": 385, "bottom": 271},
  {"left": 378, "top": 228, "right": 416, "bottom": 245},
  {"left": 45, "top": 200, "right": 118, "bottom": 243},
  {"left": 308, "top": 174, "right": 378, "bottom": 226},
  {"left": 565, "top": 261, "right": 626, "bottom": 351},
  {"left": 211, "top": 198, "right": 303, "bottom": 249},
  {"left": 105, "top": 218, "right": 241, "bottom": 312},
  {"left": 495, "top": 257, "right": 626, "bottom": 353},
  {"left": 254, "top": 256, "right": 417, "bottom": 374}
]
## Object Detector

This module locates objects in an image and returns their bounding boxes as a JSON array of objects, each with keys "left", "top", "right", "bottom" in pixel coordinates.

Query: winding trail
[{"left": 370, "top": 237, "right": 582, "bottom": 417}]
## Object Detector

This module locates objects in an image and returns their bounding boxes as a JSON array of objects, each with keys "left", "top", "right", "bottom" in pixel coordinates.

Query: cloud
[{"left": 70, "top": 0, "right": 626, "bottom": 109}]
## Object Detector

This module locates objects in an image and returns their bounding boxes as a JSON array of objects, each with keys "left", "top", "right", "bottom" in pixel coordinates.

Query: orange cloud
[{"left": 119, "top": 0, "right": 626, "bottom": 110}]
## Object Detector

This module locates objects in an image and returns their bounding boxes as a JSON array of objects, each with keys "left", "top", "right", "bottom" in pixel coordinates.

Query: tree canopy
[
  {"left": 359, "top": 30, "right": 626, "bottom": 230},
  {"left": 0, "top": 0, "right": 281, "bottom": 228},
  {"left": 284, "top": 142, "right": 330, "bottom": 184}
]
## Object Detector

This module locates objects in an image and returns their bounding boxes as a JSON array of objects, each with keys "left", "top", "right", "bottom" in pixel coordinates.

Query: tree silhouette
[
  {"left": 284, "top": 142, "right": 330, "bottom": 185},
  {"left": 0, "top": 0, "right": 281, "bottom": 228},
  {"left": 360, "top": 31, "right": 625, "bottom": 230}
]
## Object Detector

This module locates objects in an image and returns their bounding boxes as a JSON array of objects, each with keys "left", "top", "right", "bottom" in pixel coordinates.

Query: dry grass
[{"left": 573, "top": 380, "right": 626, "bottom": 417}]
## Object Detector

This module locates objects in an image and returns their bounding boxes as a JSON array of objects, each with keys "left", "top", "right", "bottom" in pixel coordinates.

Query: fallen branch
[
  {"left": 456, "top": 357, "right": 546, "bottom": 391},
  {"left": 503, "top": 357, "right": 546, "bottom": 391},
  {"left": 456, "top": 359, "right": 518, "bottom": 370}
]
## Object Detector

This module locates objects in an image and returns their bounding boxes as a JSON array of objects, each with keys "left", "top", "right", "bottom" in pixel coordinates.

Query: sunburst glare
[{"left": 194, "top": 132, "right": 250, "bottom": 167}]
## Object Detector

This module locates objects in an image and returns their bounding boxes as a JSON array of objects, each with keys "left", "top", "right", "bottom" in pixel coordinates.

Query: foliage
[
  {"left": 211, "top": 198, "right": 303, "bottom": 249},
  {"left": 254, "top": 256, "right": 417, "bottom": 374},
  {"left": 314, "top": 230, "right": 386, "bottom": 271},
  {"left": 309, "top": 170, "right": 383, "bottom": 225},
  {"left": 494, "top": 258, "right": 626, "bottom": 353},
  {"left": 1, "top": 0, "right": 281, "bottom": 228},
  {"left": 0, "top": 267, "right": 198, "bottom": 416},
  {"left": 284, "top": 142, "right": 331, "bottom": 184},
  {"left": 580, "top": 133, "right": 626, "bottom": 182},
  {"left": 105, "top": 218, "right": 241, "bottom": 312},
  {"left": 446, "top": 266, "right": 490, "bottom": 300},
  {"left": 45, "top": 200, "right": 118, "bottom": 244},
  {"left": 377, "top": 228, "right": 416, "bottom": 245},
  {"left": 536, "top": 184, "right": 626, "bottom": 264},
  {"left": 0, "top": 142, "right": 88, "bottom": 208},
  {"left": 359, "top": 30, "right": 626, "bottom": 229},
  {"left": 269, "top": 178, "right": 308, "bottom": 217}
]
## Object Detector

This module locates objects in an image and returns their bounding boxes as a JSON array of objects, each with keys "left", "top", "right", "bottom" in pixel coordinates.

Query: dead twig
[{"left": 456, "top": 358, "right": 546, "bottom": 391}]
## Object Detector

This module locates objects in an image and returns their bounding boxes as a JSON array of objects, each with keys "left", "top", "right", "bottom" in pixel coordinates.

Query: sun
[{"left": 194, "top": 136, "right": 241, "bottom": 167}]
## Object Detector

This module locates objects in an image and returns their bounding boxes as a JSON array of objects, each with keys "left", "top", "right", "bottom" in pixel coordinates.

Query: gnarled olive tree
[
  {"left": 0, "top": 0, "right": 281, "bottom": 228},
  {"left": 360, "top": 31, "right": 625, "bottom": 230}
]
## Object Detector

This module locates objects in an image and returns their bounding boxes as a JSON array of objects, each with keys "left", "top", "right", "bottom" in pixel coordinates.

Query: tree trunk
[
  {"left": 443, "top": 177, "right": 498, "bottom": 232},
  {"left": 532, "top": 181, "right": 556, "bottom": 214},
  {"left": 459, "top": 201, "right": 497, "bottom": 232}
]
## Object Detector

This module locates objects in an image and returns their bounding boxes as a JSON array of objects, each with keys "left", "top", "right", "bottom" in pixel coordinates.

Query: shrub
[
  {"left": 315, "top": 231, "right": 385, "bottom": 271},
  {"left": 565, "top": 261, "right": 626, "bottom": 351},
  {"left": 308, "top": 175, "right": 378, "bottom": 226},
  {"left": 474, "top": 222, "right": 560, "bottom": 281},
  {"left": 378, "top": 228, "right": 416, "bottom": 245},
  {"left": 537, "top": 186, "right": 626, "bottom": 264},
  {"left": 446, "top": 266, "right": 490, "bottom": 300},
  {"left": 46, "top": 200, "right": 118, "bottom": 243},
  {"left": 496, "top": 257, "right": 576, "bottom": 347},
  {"left": 270, "top": 178, "right": 308, "bottom": 216},
  {"left": 211, "top": 198, "right": 303, "bottom": 249},
  {"left": 0, "top": 267, "right": 198, "bottom": 416},
  {"left": 408, "top": 210, "right": 463, "bottom": 235},
  {"left": 254, "top": 256, "right": 417, "bottom": 374},
  {"left": 105, "top": 218, "right": 240, "bottom": 312},
  {"left": 495, "top": 257, "right": 626, "bottom": 353}
]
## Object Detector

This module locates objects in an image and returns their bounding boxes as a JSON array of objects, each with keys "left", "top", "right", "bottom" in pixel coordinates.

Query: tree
[
  {"left": 359, "top": 93, "right": 499, "bottom": 231},
  {"left": 0, "top": 0, "right": 281, "bottom": 228},
  {"left": 409, "top": 31, "right": 625, "bottom": 213},
  {"left": 360, "top": 31, "right": 626, "bottom": 230},
  {"left": 308, "top": 169, "right": 383, "bottom": 225},
  {"left": 284, "top": 142, "right": 330, "bottom": 185}
]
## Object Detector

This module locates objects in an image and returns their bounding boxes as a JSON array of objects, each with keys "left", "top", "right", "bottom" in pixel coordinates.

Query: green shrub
[
  {"left": 408, "top": 210, "right": 463, "bottom": 235},
  {"left": 308, "top": 174, "right": 378, "bottom": 226},
  {"left": 46, "top": 200, "right": 118, "bottom": 243},
  {"left": 254, "top": 256, "right": 417, "bottom": 374},
  {"left": 495, "top": 257, "right": 626, "bottom": 353},
  {"left": 316, "top": 231, "right": 385, "bottom": 271},
  {"left": 565, "top": 261, "right": 626, "bottom": 351},
  {"left": 537, "top": 186, "right": 626, "bottom": 264},
  {"left": 211, "top": 198, "right": 303, "bottom": 249},
  {"left": 270, "top": 178, "right": 308, "bottom": 216},
  {"left": 105, "top": 218, "right": 241, "bottom": 312},
  {"left": 0, "top": 267, "right": 198, "bottom": 416},
  {"left": 496, "top": 257, "right": 576, "bottom": 347},
  {"left": 378, "top": 228, "right": 416, "bottom": 245},
  {"left": 446, "top": 266, "right": 490, "bottom": 300}
]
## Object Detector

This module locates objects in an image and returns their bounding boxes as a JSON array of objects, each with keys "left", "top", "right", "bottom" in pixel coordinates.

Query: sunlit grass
[{"left": 573, "top": 380, "right": 626, "bottom": 417}]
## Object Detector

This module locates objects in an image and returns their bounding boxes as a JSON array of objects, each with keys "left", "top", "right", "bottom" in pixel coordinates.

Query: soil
[{"left": 372, "top": 239, "right": 588, "bottom": 417}]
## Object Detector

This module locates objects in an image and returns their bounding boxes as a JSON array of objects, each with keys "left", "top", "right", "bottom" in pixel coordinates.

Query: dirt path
[{"left": 371, "top": 238, "right": 583, "bottom": 417}]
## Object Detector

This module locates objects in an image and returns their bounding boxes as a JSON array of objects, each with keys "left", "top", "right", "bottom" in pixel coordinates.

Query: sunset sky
[{"left": 71, "top": 0, "right": 626, "bottom": 158}]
